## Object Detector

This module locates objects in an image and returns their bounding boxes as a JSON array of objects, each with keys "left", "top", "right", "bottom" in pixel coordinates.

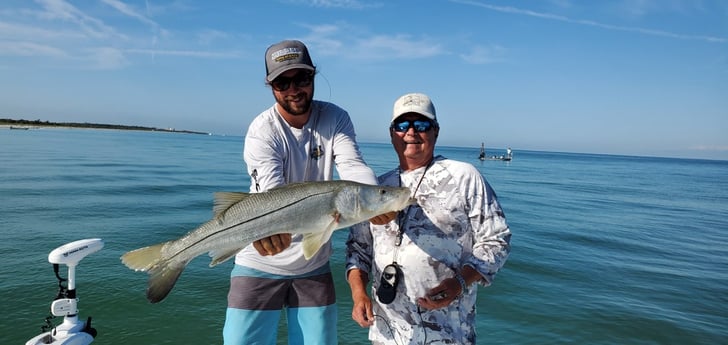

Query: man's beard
[{"left": 275, "top": 87, "right": 314, "bottom": 115}]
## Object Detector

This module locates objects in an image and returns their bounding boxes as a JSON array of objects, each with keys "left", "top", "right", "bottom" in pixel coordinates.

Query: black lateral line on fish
[{"left": 168, "top": 188, "right": 339, "bottom": 262}]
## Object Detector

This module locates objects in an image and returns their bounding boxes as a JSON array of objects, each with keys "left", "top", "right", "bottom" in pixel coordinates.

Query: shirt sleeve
[
  {"left": 464, "top": 167, "right": 512, "bottom": 285},
  {"left": 345, "top": 221, "right": 374, "bottom": 278},
  {"left": 331, "top": 109, "right": 377, "bottom": 185},
  {"left": 243, "top": 116, "right": 286, "bottom": 192}
]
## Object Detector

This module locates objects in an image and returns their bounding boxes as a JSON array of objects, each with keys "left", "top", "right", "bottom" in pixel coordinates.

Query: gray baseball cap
[{"left": 265, "top": 40, "right": 315, "bottom": 82}]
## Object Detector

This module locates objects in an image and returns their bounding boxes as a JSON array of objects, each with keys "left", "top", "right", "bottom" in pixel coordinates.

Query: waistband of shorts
[{"left": 231, "top": 262, "right": 331, "bottom": 279}]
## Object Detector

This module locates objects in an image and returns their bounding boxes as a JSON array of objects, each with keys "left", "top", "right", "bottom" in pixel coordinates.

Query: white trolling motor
[{"left": 26, "top": 238, "right": 104, "bottom": 345}]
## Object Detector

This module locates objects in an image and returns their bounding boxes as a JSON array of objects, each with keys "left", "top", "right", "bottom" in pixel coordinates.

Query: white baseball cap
[{"left": 391, "top": 93, "right": 437, "bottom": 125}]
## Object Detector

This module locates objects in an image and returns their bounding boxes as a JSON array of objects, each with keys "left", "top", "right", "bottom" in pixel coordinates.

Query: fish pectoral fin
[
  {"left": 213, "top": 192, "right": 249, "bottom": 219},
  {"left": 302, "top": 221, "right": 338, "bottom": 260},
  {"left": 208, "top": 247, "right": 244, "bottom": 267}
]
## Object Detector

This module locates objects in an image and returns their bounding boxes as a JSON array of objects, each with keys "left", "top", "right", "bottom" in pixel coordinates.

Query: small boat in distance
[
  {"left": 479, "top": 142, "right": 513, "bottom": 161},
  {"left": 9, "top": 126, "right": 30, "bottom": 130},
  {"left": 500, "top": 147, "right": 513, "bottom": 161}
]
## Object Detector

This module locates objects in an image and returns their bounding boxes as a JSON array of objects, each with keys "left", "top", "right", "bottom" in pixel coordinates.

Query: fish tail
[
  {"left": 146, "top": 260, "right": 188, "bottom": 303},
  {"left": 121, "top": 242, "right": 188, "bottom": 303},
  {"left": 121, "top": 243, "right": 166, "bottom": 271}
]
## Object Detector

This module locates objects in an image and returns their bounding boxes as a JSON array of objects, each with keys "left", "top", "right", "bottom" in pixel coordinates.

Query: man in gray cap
[
  {"left": 346, "top": 93, "right": 512, "bottom": 344},
  {"left": 222, "top": 40, "right": 384, "bottom": 345}
]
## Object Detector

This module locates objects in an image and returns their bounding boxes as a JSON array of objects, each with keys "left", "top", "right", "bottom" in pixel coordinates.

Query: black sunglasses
[
  {"left": 270, "top": 72, "right": 314, "bottom": 92},
  {"left": 391, "top": 119, "right": 435, "bottom": 133}
]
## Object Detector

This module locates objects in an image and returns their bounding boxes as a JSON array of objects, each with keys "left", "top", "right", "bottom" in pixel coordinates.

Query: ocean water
[{"left": 1, "top": 128, "right": 727, "bottom": 344}]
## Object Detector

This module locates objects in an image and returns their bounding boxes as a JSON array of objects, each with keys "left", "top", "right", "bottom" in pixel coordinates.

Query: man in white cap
[
  {"left": 346, "top": 93, "right": 512, "bottom": 344},
  {"left": 223, "top": 39, "right": 384, "bottom": 345}
]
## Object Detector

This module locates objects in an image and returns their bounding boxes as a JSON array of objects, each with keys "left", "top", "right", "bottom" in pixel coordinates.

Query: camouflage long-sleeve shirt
[{"left": 346, "top": 155, "right": 511, "bottom": 345}]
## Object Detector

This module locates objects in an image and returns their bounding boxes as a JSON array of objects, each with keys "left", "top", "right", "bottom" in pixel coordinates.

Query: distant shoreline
[{"left": 0, "top": 118, "right": 210, "bottom": 135}]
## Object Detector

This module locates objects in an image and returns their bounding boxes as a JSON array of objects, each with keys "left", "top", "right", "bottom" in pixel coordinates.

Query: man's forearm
[{"left": 347, "top": 268, "right": 369, "bottom": 297}]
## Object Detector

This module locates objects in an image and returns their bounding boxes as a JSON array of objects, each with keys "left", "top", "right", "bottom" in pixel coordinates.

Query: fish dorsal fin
[
  {"left": 213, "top": 192, "right": 249, "bottom": 219},
  {"left": 301, "top": 212, "right": 340, "bottom": 260}
]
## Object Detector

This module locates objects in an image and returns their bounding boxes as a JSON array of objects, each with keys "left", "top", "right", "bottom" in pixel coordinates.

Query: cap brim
[
  {"left": 266, "top": 64, "right": 315, "bottom": 82},
  {"left": 391, "top": 111, "right": 437, "bottom": 124}
]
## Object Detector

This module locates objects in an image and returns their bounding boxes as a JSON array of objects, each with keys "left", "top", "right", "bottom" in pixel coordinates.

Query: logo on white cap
[{"left": 392, "top": 92, "right": 437, "bottom": 123}]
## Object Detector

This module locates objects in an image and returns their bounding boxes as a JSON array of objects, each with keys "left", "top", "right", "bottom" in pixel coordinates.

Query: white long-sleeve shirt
[{"left": 236, "top": 100, "right": 377, "bottom": 275}]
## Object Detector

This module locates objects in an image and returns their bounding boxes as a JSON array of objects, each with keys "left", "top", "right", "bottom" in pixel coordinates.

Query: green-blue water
[{"left": 1, "top": 128, "right": 726, "bottom": 344}]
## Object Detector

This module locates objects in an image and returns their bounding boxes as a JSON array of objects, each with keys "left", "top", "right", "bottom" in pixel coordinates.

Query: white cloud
[
  {"left": 35, "top": 0, "right": 124, "bottom": 40},
  {"left": 691, "top": 144, "right": 728, "bottom": 152},
  {"left": 301, "top": 23, "right": 444, "bottom": 60},
  {"left": 101, "top": 0, "right": 158, "bottom": 28},
  {"left": 100, "top": 0, "right": 169, "bottom": 38},
  {"left": 459, "top": 44, "right": 506, "bottom": 64},
  {"left": 355, "top": 34, "right": 443, "bottom": 60},
  {"left": 196, "top": 29, "right": 231, "bottom": 45},
  {"left": 0, "top": 21, "right": 85, "bottom": 41},
  {"left": 125, "top": 48, "right": 241, "bottom": 59},
  {"left": 283, "top": 0, "right": 382, "bottom": 9},
  {"left": 451, "top": 0, "right": 727, "bottom": 43},
  {"left": 0, "top": 40, "right": 67, "bottom": 57},
  {"left": 85, "top": 47, "right": 129, "bottom": 69}
]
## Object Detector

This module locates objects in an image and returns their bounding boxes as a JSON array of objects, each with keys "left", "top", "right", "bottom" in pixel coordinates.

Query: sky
[{"left": 1, "top": 0, "right": 727, "bottom": 160}]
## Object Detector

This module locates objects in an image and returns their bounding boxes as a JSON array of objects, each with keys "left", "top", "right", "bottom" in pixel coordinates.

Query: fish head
[{"left": 338, "top": 183, "right": 414, "bottom": 222}]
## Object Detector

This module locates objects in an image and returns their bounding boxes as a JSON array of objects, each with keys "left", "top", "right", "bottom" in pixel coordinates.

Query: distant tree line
[{"left": 0, "top": 118, "right": 208, "bottom": 135}]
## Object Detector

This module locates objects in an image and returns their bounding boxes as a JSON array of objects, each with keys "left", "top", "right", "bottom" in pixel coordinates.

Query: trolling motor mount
[{"left": 25, "top": 238, "right": 104, "bottom": 345}]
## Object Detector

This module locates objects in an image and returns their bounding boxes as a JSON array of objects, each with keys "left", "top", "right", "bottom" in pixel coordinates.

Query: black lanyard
[{"left": 395, "top": 158, "right": 434, "bottom": 247}]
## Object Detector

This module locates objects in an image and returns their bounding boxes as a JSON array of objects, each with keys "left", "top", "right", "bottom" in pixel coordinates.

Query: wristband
[{"left": 455, "top": 274, "right": 467, "bottom": 296}]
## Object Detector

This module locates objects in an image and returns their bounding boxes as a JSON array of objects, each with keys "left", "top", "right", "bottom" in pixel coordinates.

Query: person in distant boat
[
  {"left": 223, "top": 40, "right": 391, "bottom": 345},
  {"left": 346, "top": 93, "right": 512, "bottom": 344}
]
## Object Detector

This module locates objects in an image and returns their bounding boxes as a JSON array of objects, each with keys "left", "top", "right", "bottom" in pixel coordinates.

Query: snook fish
[{"left": 121, "top": 180, "right": 414, "bottom": 303}]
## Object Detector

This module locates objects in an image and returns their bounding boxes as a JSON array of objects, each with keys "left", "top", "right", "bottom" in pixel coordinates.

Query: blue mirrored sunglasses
[{"left": 391, "top": 119, "right": 435, "bottom": 133}]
